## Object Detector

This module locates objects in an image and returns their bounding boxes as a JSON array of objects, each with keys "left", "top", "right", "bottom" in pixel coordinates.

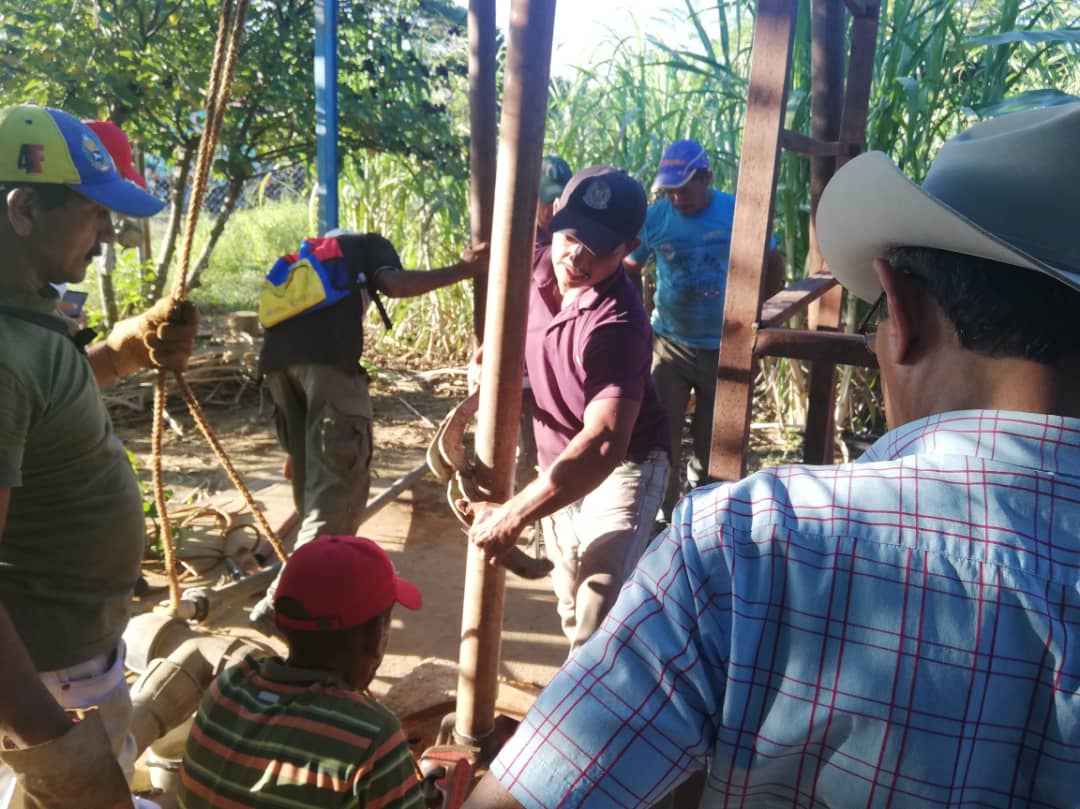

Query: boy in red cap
[{"left": 178, "top": 536, "right": 424, "bottom": 809}]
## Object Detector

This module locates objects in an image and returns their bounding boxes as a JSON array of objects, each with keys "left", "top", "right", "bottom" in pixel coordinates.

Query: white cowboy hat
[{"left": 816, "top": 101, "right": 1080, "bottom": 302}]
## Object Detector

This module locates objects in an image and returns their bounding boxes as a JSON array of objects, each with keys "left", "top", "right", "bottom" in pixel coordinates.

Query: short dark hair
[
  {"left": 0, "top": 183, "right": 76, "bottom": 213},
  {"left": 275, "top": 595, "right": 387, "bottom": 659},
  {"left": 336, "top": 233, "right": 403, "bottom": 277},
  {"left": 884, "top": 246, "right": 1080, "bottom": 363}
]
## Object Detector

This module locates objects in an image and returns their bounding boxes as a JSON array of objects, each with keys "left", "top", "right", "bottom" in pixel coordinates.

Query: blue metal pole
[{"left": 315, "top": 0, "right": 339, "bottom": 233}]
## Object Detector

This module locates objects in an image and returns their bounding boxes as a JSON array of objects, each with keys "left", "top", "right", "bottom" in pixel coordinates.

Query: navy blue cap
[
  {"left": 539, "top": 155, "right": 573, "bottom": 204},
  {"left": 548, "top": 166, "right": 647, "bottom": 256}
]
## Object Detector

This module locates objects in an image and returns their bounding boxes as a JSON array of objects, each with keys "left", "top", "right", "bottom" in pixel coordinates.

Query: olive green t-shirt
[{"left": 0, "top": 290, "right": 144, "bottom": 671}]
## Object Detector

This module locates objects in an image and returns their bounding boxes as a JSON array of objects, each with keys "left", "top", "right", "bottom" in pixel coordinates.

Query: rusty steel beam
[
  {"left": 759, "top": 274, "right": 839, "bottom": 327},
  {"left": 804, "top": 0, "right": 881, "bottom": 464},
  {"left": 455, "top": 0, "right": 556, "bottom": 755},
  {"left": 468, "top": 0, "right": 497, "bottom": 340},
  {"left": 837, "top": 2, "right": 881, "bottom": 168},
  {"left": 806, "top": 0, "right": 846, "bottom": 278},
  {"left": 779, "top": 129, "right": 855, "bottom": 158},
  {"left": 708, "top": 0, "right": 798, "bottom": 482},
  {"left": 803, "top": 0, "right": 848, "bottom": 464},
  {"left": 755, "top": 328, "right": 877, "bottom": 368}
]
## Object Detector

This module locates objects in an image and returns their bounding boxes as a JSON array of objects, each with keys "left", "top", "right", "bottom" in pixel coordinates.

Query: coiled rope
[{"left": 150, "top": 0, "right": 288, "bottom": 613}]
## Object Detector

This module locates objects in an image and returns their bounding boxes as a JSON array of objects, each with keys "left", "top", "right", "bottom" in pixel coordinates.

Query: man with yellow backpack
[{"left": 249, "top": 230, "right": 486, "bottom": 630}]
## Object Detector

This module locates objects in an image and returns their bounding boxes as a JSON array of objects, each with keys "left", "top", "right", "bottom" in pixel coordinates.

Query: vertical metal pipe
[
  {"left": 802, "top": 0, "right": 846, "bottom": 465},
  {"left": 806, "top": 0, "right": 845, "bottom": 277},
  {"left": 468, "top": 0, "right": 498, "bottom": 340},
  {"left": 455, "top": 0, "right": 557, "bottom": 752},
  {"left": 314, "top": 0, "right": 339, "bottom": 233}
]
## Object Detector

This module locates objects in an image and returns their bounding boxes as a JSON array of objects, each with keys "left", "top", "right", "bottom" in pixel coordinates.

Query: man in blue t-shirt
[{"left": 625, "top": 139, "right": 782, "bottom": 521}]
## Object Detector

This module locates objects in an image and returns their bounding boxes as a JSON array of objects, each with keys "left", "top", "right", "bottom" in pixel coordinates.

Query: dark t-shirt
[
  {"left": 259, "top": 234, "right": 401, "bottom": 376},
  {"left": 525, "top": 246, "right": 670, "bottom": 470}
]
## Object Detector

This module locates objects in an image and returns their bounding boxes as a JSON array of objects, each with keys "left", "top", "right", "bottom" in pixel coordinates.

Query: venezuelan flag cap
[{"left": 0, "top": 105, "right": 165, "bottom": 218}]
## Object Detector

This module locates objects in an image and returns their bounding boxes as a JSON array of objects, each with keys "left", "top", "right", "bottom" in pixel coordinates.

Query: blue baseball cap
[
  {"left": 0, "top": 105, "right": 165, "bottom": 218},
  {"left": 549, "top": 166, "right": 647, "bottom": 256},
  {"left": 653, "top": 139, "right": 710, "bottom": 190}
]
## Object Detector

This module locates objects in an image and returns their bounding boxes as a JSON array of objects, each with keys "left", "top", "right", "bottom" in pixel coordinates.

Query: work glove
[
  {"left": 105, "top": 298, "right": 199, "bottom": 378},
  {"left": 0, "top": 709, "right": 135, "bottom": 809}
]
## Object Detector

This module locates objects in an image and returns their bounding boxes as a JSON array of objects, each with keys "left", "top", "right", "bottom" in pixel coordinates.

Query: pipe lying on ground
[
  {"left": 168, "top": 463, "right": 427, "bottom": 624},
  {"left": 124, "top": 613, "right": 274, "bottom": 757}
]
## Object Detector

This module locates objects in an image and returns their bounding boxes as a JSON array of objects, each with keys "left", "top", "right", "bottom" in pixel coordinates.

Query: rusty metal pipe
[
  {"left": 455, "top": 0, "right": 557, "bottom": 754},
  {"left": 358, "top": 462, "right": 429, "bottom": 526},
  {"left": 802, "top": 0, "right": 848, "bottom": 464},
  {"left": 469, "top": 0, "right": 497, "bottom": 339},
  {"left": 754, "top": 328, "right": 877, "bottom": 368}
]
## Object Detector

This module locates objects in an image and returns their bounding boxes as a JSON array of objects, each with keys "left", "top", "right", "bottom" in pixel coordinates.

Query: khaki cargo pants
[{"left": 252, "top": 363, "right": 374, "bottom": 620}]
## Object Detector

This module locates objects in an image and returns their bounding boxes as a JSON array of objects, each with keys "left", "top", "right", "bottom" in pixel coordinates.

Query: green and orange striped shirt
[{"left": 178, "top": 655, "right": 423, "bottom": 809}]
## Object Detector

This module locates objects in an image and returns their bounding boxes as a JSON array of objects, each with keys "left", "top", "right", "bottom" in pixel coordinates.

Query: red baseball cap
[
  {"left": 84, "top": 119, "right": 147, "bottom": 189},
  {"left": 274, "top": 535, "right": 422, "bottom": 632}
]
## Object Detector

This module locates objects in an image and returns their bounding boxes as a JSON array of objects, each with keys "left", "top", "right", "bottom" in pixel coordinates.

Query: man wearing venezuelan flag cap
[{"left": 0, "top": 105, "right": 198, "bottom": 809}]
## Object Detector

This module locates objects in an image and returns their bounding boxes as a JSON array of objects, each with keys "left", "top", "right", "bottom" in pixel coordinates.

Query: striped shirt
[
  {"left": 178, "top": 655, "right": 423, "bottom": 809},
  {"left": 491, "top": 410, "right": 1080, "bottom": 808}
]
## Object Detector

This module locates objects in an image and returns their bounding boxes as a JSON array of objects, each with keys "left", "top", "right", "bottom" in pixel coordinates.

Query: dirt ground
[
  {"left": 110, "top": 328, "right": 822, "bottom": 803},
  {"left": 114, "top": 363, "right": 568, "bottom": 704}
]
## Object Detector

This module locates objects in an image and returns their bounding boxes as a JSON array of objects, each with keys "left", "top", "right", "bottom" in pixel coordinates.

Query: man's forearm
[
  {"left": 377, "top": 262, "right": 473, "bottom": 298},
  {"left": 86, "top": 343, "right": 122, "bottom": 388},
  {"left": 498, "top": 423, "right": 625, "bottom": 532},
  {"left": 0, "top": 605, "right": 72, "bottom": 747}
]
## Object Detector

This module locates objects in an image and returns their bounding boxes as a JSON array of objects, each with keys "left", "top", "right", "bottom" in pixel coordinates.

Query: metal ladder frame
[{"left": 708, "top": 0, "right": 883, "bottom": 482}]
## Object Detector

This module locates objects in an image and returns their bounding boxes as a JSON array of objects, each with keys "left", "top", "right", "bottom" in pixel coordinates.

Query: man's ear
[
  {"left": 362, "top": 609, "right": 393, "bottom": 657},
  {"left": 5, "top": 188, "right": 36, "bottom": 237},
  {"left": 873, "top": 257, "right": 924, "bottom": 366}
]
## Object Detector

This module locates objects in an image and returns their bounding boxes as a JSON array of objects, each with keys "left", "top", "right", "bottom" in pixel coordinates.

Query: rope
[{"left": 149, "top": 0, "right": 287, "bottom": 615}]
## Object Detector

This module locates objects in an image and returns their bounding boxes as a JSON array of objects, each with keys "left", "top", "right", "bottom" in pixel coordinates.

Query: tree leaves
[{"left": 0, "top": 0, "right": 469, "bottom": 185}]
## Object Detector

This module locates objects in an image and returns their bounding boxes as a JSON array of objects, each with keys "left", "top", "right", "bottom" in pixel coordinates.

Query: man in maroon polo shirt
[{"left": 465, "top": 166, "right": 670, "bottom": 652}]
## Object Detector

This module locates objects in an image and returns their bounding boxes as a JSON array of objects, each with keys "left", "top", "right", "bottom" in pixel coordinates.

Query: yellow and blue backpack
[{"left": 258, "top": 237, "right": 358, "bottom": 328}]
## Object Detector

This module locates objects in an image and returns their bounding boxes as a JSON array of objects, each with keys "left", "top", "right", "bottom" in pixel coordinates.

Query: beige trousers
[{"left": 542, "top": 448, "right": 669, "bottom": 653}]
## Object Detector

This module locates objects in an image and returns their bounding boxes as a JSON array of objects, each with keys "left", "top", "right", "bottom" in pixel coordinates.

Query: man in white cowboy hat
[{"left": 462, "top": 103, "right": 1080, "bottom": 808}]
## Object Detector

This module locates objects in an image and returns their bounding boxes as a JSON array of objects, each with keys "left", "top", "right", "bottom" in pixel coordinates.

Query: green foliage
[
  {"left": 339, "top": 149, "right": 475, "bottom": 362},
  {"left": 190, "top": 199, "right": 311, "bottom": 311},
  {"left": 11, "top": 0, "right": 1080, "bottom": 433},
  {"left": 0, "top": 0, "right": 469, "bottom": 169},
  {"left": 125, "top": 448, "right": 178, "bottom": 561},
  {"left": 0, "top": 0, "right": 470, "bottom": 312}
]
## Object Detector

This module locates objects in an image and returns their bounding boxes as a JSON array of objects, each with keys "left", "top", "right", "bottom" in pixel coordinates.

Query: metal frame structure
[
  {"left": 310, "top": 0, "right": 886, "bottom": 775},
  {"left": 709, "top": 0, "right": 882, "bottom": 482}
]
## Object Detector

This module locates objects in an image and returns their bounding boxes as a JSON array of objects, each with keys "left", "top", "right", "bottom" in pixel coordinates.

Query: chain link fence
[{"left": 147, "top": 162, "right": 310, "bottom": 215}]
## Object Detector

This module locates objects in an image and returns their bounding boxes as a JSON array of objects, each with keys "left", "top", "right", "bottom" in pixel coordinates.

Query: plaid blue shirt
[{"left": 491, "top": 410, "right": 1080, "bottom": 808}]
